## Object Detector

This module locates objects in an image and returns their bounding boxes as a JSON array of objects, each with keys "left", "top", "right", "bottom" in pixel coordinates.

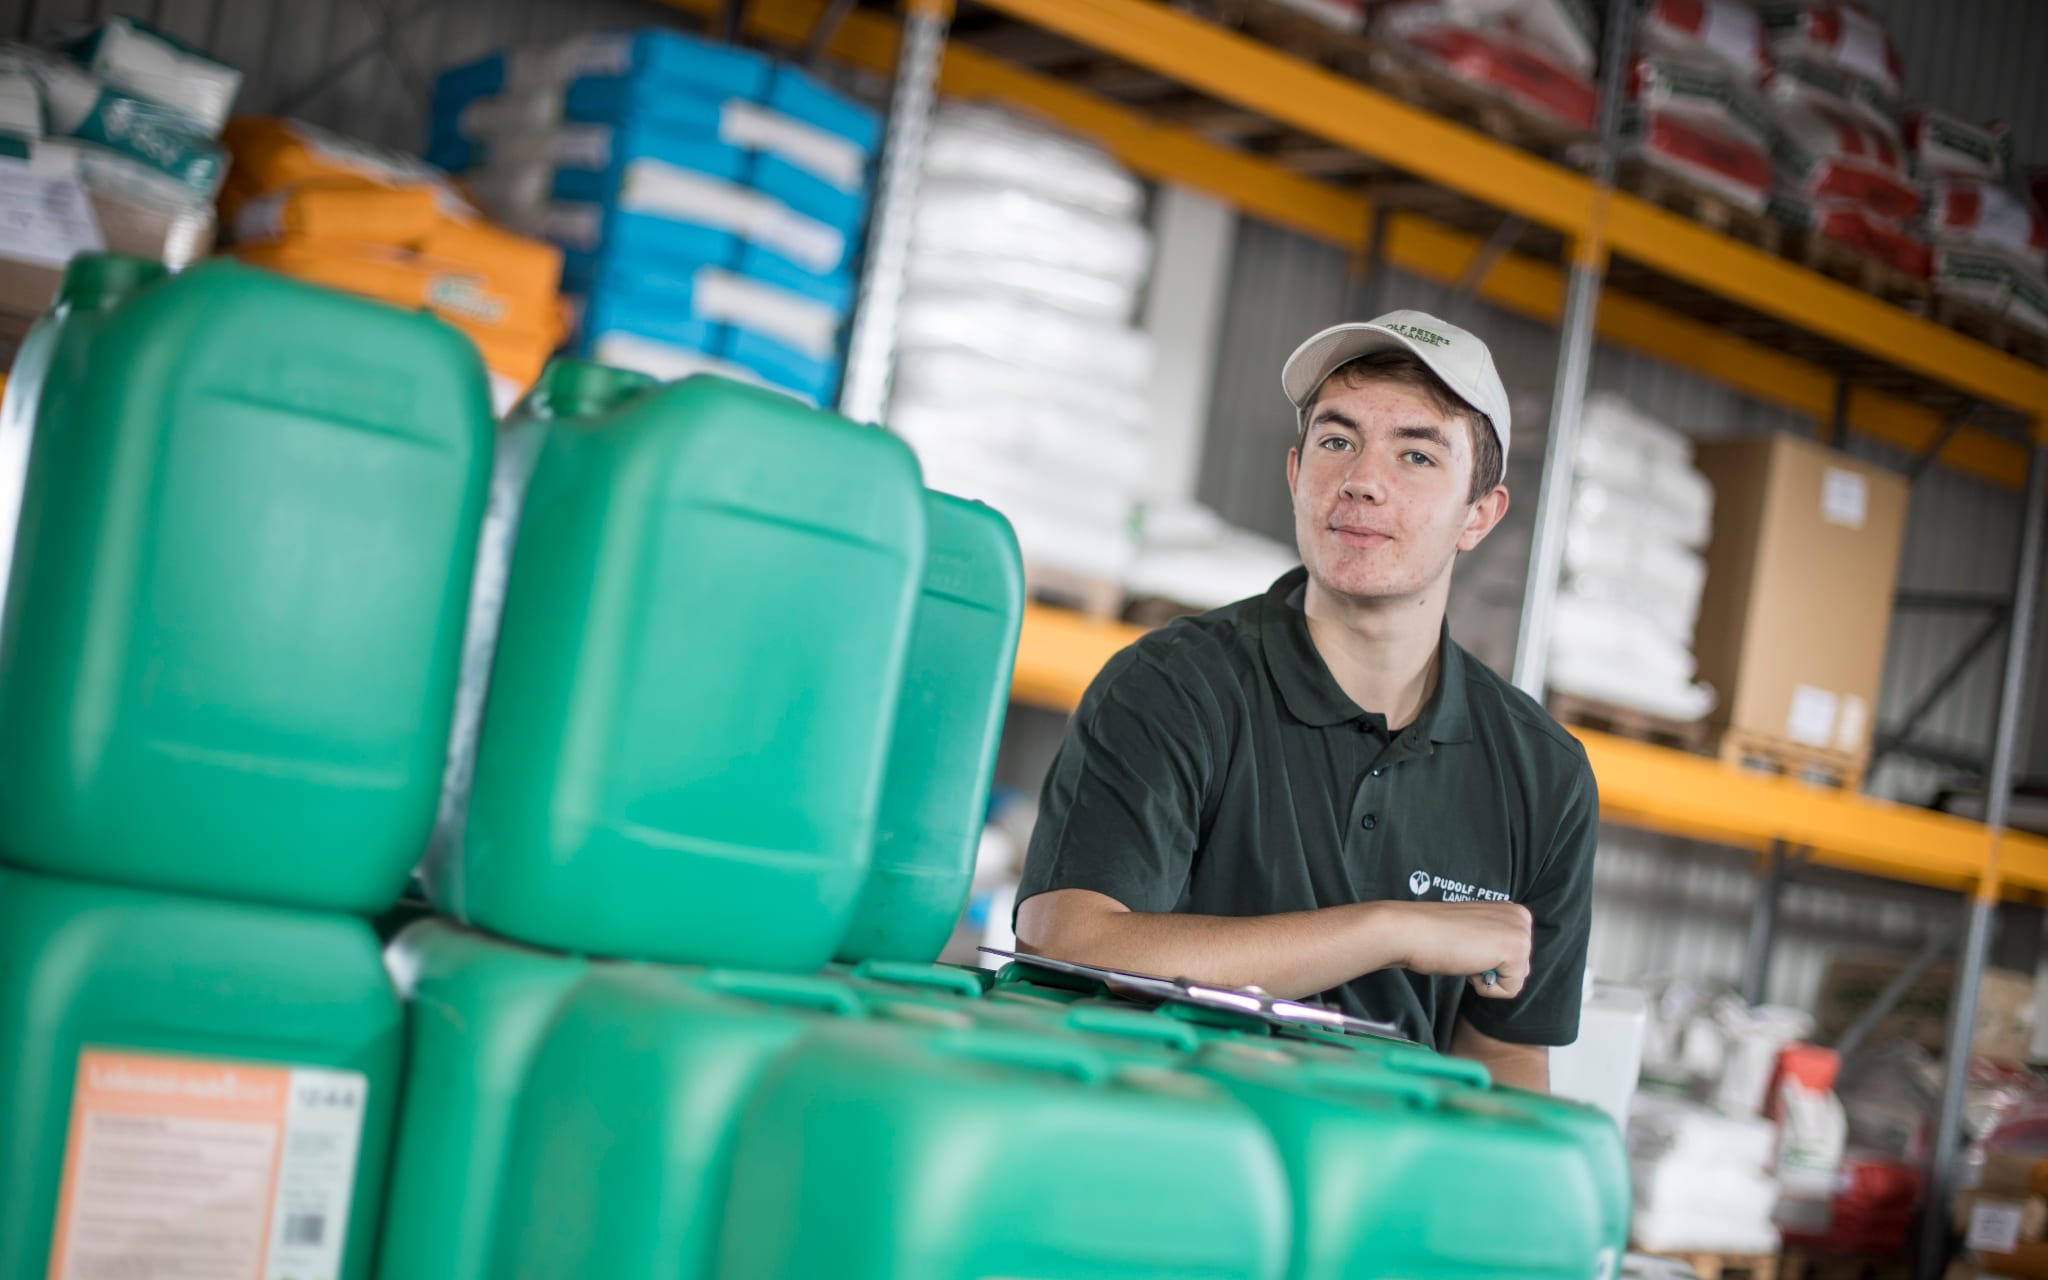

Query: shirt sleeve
[
  {"left": 1458, "top": 754, "right": 1599, "bottom": 1047},
  {"left": 1015, "top": 640, "right": 1215, "bottom": 918}
]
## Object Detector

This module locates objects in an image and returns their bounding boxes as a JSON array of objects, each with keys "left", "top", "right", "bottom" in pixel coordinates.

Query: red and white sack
[
  {"left": 1764, "top": 55, "right": 1900, "bottom": 141},
  {"left": 1383, "top": 0, "right": 1599, "bottom": 75},
  {"left": 1926, "top": 178, "right": 2048, "bottom": 270},
  {"left": 1932, "top": 244, "right": 2048, "bottom": 336},
  {"left": 1628, "top": 111, "right": 1773, "bottom": 212},
  {"left": 1633, "top": 56, "right": 1776, "bottom": 151},
  {"left": 1759, "top": 2, "right": 1904, "bottom": 99},
  {"left": 1639, "top": 0, "right": 1772, "bottom": 84},
  {"left": 1903, "top": 109, "right": 2013, "bottom": 184},
  {"left": 1770, "top": 94, "right": 1921, "bottom": 221},
  {"left": 1774, "top": 195, "right": 1932, "bottom": 276},
  {"left": 1376, "top": 7, "right": 1597, "bottom": 130},
  {"left": 1270, "top": 0, "right": 1369, "bottom": 30}
]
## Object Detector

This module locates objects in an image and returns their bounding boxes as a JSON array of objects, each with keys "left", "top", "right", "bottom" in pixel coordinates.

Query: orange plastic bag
[
  {"left": 234, "top": 242, "right": 563, "bottom": 350},
  {"left": 231, "top": 178, "right": 561, "bottom": 298}
]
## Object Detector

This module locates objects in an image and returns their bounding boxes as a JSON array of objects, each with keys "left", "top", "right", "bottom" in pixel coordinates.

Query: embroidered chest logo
[{"left": 1409, "top": 869, "right": 1511, "bottom": 903}]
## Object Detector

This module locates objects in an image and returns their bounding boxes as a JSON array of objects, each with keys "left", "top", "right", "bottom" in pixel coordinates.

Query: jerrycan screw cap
[
  {"left": 523, "top": 357, "right": 658, "bottom": 421},
  {"left": 58, "top": 253, "right": 168, "bottom": 313}
]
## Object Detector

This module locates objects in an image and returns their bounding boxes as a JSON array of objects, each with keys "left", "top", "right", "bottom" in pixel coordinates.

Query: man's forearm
[{"left": 1015, "top": 895, "right": 1408, "bottom": 1000}]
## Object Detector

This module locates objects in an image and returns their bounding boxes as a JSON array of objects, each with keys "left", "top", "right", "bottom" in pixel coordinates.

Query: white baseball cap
[{"left": 1280, "top": 310, "right": 1511, "bottom": 462}]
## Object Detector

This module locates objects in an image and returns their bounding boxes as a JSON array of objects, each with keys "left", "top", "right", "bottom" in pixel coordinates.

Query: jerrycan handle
[
  {"left": 1380, "top": 1045, "right": 1491, "bottom": 1090},
  {"left": 698, "top": 970, "right": 863, "bottom": 1017},
  {"left": 521, "top": 357, "right": 658, "bottom": 421},
  {"left": 59, "top": 253, "right": 167, "bottom": 313},
  {"left": 992, "top": 961, "right": 1103, "bottom": 995},
  {"left": 1063, "top": 1005, "right": 1202, "bottom": 1053},
  {"left": 929, "top": 1029, "right": 1111, "bottom": 1086},
  {"left": 1298, "top": 1058, "right": 1450, "bottom": 1111},
  {"left": 852, "top": 959, "right": 987, "bottom": 1000}
]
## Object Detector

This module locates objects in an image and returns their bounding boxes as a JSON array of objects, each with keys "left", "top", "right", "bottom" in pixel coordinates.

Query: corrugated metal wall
[
  {"left": 10, "top": 0, "right": 689, "bottom": 150},
  {"left": 1863, "top": 0, "right": 2048, "bottom": 167}
]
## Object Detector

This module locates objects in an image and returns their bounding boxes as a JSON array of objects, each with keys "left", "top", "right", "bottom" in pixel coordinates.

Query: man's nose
[{"left": 1340, "top": 456, "right": 1387, "bottom": 502}]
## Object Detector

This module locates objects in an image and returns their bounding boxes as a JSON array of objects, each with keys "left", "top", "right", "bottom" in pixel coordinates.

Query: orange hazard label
[{"left": 48, "top": 1049, "right": 366, "bottom": 1280}]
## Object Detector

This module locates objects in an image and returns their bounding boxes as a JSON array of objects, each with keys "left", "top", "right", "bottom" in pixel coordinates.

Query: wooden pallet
[
  {"left": 1550, "top": 692, "right": 1714, "bottom": 753},
  {"left": 1791, "top": 231, "right": 1934, "bottom": 310},
  {"left": 1025, "top": 562, "right": 1126, "bottom": 622},
  {"left": 1718, "top": 729, "right": 1867, "bottom": 791},
  {"left": 1619, "top": 161, "right": 1784, "bottom": 254},
  {"left": 1643, "top": 1250, "right": 1780, "bottom": 1280},
  {"left": 1779, "top": 1250, "right": 1912, "bottom": 1280},
  {"left": 1931, "top": 295, "right": 2048, "bottom": 367},
  {"left": 1122, "top": 594, "right": 1205, "bottom": 629}
]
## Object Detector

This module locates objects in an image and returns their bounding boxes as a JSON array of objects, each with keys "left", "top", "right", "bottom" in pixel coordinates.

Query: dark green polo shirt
[{"left": 1017, "top": 567, "right": 1599, "bottom": 1052}]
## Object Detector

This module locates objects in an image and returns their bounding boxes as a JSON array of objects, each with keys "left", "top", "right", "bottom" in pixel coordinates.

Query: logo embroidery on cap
[{"left": 1384, "top": 322, "right": 1450, "bottom": 347}]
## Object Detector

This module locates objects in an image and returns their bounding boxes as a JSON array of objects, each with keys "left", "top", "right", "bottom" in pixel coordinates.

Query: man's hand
[{"left": 1382, "top": 900, "right": 1533, "bottom": 999}]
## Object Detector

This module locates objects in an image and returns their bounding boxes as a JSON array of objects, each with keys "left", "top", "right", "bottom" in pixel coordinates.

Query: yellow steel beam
[
  {"left": 970, "top": 0, "right": 2048, "bottom": 422},
  {"left": 660, "top": 0, "right": 1373, "bottom": 244},
  {"left": 1011, "top": 602, "right": 1146, "bottom": 712},
  {"left": 972, "top": 0, "right": 1596, "bottom": 236},
  {"left": 1382, "top": 216, "right": 2033, "bottom": 489},
  {"left": 1005, "top": 607, "right": 2048, "bottom": 898},
  {"left": 1602, "top": 199, "right": 2048, "bottom": 419},
  {"left": 1581, "top": 730, "right": 2048, "bottom": 898},
  {"left": 663, "top": 0, "right": 2033, "bottom": 483}
]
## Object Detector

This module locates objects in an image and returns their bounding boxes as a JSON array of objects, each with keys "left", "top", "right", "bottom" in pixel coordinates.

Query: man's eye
[
  {"left": 1404, "top": 451, "right": 1435, "bottom": 465},
  {"left": 1319, "top": 436, "right": 1351, "bottom": 450}
]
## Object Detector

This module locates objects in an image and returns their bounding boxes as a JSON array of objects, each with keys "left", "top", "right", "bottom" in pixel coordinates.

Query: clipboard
[{"left": 978, "top": 947, "right": 1412, "bottom": 1044}]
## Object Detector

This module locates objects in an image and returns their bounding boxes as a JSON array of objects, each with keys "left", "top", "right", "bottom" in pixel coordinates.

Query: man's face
[{"left": 1286, "top": 377, "right": 1507, "bottom": 606}]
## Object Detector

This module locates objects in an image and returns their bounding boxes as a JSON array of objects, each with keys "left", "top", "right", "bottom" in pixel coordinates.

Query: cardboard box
[
  {"left": 1957, "top": 1191, "right": 2048, "bottom": 1247},
  {"left": 1693, "top": 434, "right": 1909, "bottom": 764},
  {"left": 1814, "top": 952, "right": 2037, "bottom": 1065},
  {"left": 0, "top": 186, "right": 214, "bottom": 327}
]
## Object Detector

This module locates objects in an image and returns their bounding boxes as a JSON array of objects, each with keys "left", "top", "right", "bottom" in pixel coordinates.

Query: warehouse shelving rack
[{"left": 663, "top": 1, "right": 2048, "bottom": 1271}]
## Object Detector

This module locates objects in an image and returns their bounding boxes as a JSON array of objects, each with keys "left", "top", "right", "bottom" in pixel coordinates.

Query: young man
[{"left": 1014, "top": 310, "right": 1598, "bottom": 1091}]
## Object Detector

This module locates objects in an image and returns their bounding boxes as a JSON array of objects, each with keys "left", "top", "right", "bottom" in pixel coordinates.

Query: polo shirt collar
[{"left": 1258, "top": 567, "right": 1474, "bottom": 744}]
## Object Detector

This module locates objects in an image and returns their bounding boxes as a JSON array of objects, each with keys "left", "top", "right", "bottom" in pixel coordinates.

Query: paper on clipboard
[{"left": 978, "top": 948, "right": 1410, "bottom": 1043}]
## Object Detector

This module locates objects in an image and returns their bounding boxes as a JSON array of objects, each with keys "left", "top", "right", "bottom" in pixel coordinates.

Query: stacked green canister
[
  {"left": 0, "top": 255, "right": 493, "bottom": 1280},
  {"left": 0, "top": 256, "right": 1625, "bottom": 1280}
]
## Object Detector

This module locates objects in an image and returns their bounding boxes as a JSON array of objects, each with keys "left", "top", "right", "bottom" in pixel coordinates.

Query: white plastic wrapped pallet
[
  {"left": 888, "top": 101, "right": 1154, "bottom": 582},
  {"left": 1122, "top": 503, "right": 1301, "bottom": 611},
  {"left": 1628, "top": 1094, "right": 1783, "bottom": 1255},
  {"left": 1546, "top": 395, "right": 1716, "bottom": 720}
]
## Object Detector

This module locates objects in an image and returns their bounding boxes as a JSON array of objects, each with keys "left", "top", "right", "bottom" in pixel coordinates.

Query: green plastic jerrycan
[
  {"left": 0, "top": 255, "right": 493, "bottom": 912},
  {"left": 715, "top": 1022, "right": 1292, "bottom": 1280},
  {"left": 1193, "top": 1040, "right": 1622, "bottom": 1280},
  {"left": 837, "top": 492, "right": 1022, "bottom": 963},
  {"left": 376, "top": 920, "right": 590, "bottom": 1280},
  {"left": 435, "top": 362, "right": 927, "bottom": 968},
  {"left": 0, "top": 865, "right": 403, "bottom": 1280},
  {"left": 1463, "top": 1085, "right": 1632, "bottom": 1267},
  {"left": 489, "top": 967, "right": 870, "bottom": 1280}
]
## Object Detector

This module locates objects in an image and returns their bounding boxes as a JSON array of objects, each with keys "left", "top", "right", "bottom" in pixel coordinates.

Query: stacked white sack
[
  {"left": 888, "top": 103, "right": 1154, "bottom": 581},
  {"left": 1547, "top": 394, "right": 1717, "bottom": 721},
  {"left": 1630, "top": 1095, "right": 1783, "bottom": 1255},
  {"left": 1123, "top": 503, "right": 1301, "bottom": 611}
]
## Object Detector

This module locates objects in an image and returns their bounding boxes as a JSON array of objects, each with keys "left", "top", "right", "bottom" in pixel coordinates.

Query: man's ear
[
  {"left": 1286, "top": 445, "right": 1300, "bottom": 498},
  {"left": 1458, "top": 484, "right": 1510, "bottom": 552}
]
